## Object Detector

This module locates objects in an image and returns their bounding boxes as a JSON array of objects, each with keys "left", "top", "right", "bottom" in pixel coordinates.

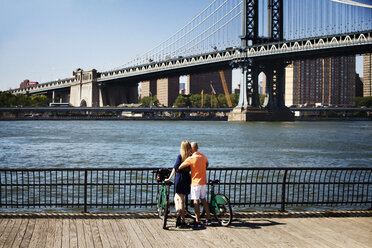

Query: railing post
[
  {"left": 280, "top": 169, "right": 288, "bottom": 212},
  {"left": 84, "top": 169, "right": 88, "bottom": 213}
]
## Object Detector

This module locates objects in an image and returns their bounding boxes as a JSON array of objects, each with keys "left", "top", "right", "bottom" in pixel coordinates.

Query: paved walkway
[{"left": 0, "top": 211, "right": 371, "bottom": 248}]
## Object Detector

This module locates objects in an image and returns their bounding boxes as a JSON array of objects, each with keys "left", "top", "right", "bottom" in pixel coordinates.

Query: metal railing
[{"left": 0, "top": 168, "right": 371, "bottom": 212}]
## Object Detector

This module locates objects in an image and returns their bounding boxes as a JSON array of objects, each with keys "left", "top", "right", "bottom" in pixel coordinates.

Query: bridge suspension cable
[
  {"left": 106, "top": 0, "right": 372, "bottom": 73},
  {"left": 111, "top": 0, "right": 242, "bottom": 71},
  {"left": 284, "top": 0, "right": 372, "bottom": 40}
]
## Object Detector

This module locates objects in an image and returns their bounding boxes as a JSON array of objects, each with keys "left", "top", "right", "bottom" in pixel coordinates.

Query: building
[
  {"left": 285, "top": 56, "right": 356, "bottom": 107},
  {"left": 363, "top": 54, "right": 372, "bottom": 97},
  {"left": 186, "top": 70, "right": 232, "bottom": 95}
]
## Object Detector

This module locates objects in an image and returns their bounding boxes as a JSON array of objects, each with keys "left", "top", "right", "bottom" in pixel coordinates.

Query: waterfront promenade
[{"left": 0, "top": 211, "right": 371, "bottom": 248}]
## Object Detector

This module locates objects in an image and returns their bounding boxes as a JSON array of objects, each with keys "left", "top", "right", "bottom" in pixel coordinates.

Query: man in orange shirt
[{"left": 178, "top": 142, "right": 211, "bottom": 226}]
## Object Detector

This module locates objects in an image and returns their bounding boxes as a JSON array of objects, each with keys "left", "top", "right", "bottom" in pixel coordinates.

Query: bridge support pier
[
  {"left": 70, "top": 69, "right": 100, "bottom": 107},
  {"left": 157, "top": 77, "right": 179, "bottom": 107}
]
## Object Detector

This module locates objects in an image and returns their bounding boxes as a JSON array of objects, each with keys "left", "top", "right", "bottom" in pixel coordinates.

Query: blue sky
[
  {"left": 0, "top": 0, "right": 367, "bottom": 91},
  {"left": 0, "top": 0, "right": 203, "bottom": 90}
]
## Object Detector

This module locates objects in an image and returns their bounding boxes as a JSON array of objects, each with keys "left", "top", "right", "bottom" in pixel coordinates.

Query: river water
[{"left": 0, "top": 121, "right": 371, "bottom": 169}]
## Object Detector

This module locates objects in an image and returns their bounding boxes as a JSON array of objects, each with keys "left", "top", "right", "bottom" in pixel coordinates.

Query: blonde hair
[{"left": 180, "top": 140, "right": 191, "bottom": 162}]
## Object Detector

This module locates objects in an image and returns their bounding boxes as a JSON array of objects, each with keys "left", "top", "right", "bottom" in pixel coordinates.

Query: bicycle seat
[{"left": 209, "top": 179, "right": 220, "bottom": 185}]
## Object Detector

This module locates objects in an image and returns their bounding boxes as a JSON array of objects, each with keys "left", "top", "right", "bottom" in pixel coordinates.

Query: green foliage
[
  {"left": 0, "top": 92, "right": 51, "bottom": 107},
  {"left": 173, "top": 93, "right": 242, "bottom": 108},
  {"left": 217, "top": 94, "right": 228, "bottom": 107},
  {"left": 189, "top": 94, "right": 201, "bottom": 107},
  {"left": 173, "top": 95, "right": 190, "bottom": 107},
  {"left": 230, "top": 93, "right": 239, "bottom": 106},
  {"left": 139, "top": 95, "right": 158, "bottom": 106},
  {"left": 355, "top": 96, "right": 372, "bottom": 107}
]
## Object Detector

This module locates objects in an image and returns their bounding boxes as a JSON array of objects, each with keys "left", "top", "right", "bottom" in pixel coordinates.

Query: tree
[
  {"left": 139, "top": 95, "right": 158, "bottom": 106},
  {"left": 230, "top": 93, "right": 239, "bottom": 106},
  {"left": 189, "top": 94, "right": 201, "bottom": 107},
  {"left": 173, "top": 95, "right": 190, "bottom": 107},
  {"left": 356, "top": 96, "right": 372, "bottom": 107},
  {"left": 217, "top": 94, "right": 227, "bottom": 107}
]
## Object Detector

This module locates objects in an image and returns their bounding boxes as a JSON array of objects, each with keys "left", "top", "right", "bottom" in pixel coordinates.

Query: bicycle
[
  {"left": 185, "top": 179, "right": 233, "bottom": 226},
  {"left": 154, "top": 168, "right": 173, "bottom": 229}
]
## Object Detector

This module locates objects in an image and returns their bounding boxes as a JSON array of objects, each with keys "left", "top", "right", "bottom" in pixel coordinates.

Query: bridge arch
[{"left": 80, "top": 99, "right": 87, "bottom": 107}]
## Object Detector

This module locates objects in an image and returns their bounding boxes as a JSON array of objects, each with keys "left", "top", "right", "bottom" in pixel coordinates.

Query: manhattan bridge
[{"left": 10, "top": 0, "right": 372, "bottom": 120}]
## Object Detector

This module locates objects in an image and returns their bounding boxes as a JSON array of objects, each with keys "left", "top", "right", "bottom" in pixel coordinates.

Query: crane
[{"left": 219, "top": 70, "right": 232, "bottom": 107}]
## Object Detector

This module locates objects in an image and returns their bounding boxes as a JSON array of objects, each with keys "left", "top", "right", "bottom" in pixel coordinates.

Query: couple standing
[{"left": 165, "top": 140, "right": 211, "bottom": 227}]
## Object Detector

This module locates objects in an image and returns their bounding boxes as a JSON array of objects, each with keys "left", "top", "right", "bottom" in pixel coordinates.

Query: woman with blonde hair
[{"left": 165, "top": 140, "right": 192, "bottom": 227}]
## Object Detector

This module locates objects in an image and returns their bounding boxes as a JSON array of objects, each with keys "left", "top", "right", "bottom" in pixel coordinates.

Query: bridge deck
[{"left": 0, "top": 211, "right": 371, "bottom": 248}]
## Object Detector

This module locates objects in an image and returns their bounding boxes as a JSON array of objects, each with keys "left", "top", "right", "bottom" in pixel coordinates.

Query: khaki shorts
[{"left": 190, "top": 185, "right": 207, "bottom": 200}]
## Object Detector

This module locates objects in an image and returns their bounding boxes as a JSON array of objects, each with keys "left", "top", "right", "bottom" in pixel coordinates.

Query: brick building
[{"left": 285, "top": 56, "right": 356, "bottom": 107}]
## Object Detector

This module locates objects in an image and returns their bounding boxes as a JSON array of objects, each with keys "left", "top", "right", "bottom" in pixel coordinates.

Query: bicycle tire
[
  {"left": 213, "top": 194, "right": 232, "bottom": 226},
  {"left": 156, "top": 189, "right": 163, "bottom": 217},
  {"left": 185, "top": 195, "right": 205, "bottom": 219},
  {"left": 162, "top": 200, "right": 168, "bottom": 229}
]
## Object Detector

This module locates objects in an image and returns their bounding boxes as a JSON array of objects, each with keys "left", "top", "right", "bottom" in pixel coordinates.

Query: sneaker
[
  {"left": 176, "top": 216, "right": 181, "bottom": 227},
  {"left": 179, "top": 222, "right": 189, "bottom": 228},
  {"left": 190, "top": 221, "right": 203, "bottom": 228},
  {"left": 204, "top": 220, "right": 212, "bottom": 226}
]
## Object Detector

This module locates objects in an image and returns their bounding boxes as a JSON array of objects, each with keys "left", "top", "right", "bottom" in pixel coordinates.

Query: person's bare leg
[
  {"left": 193, "top": 199, "right": 200, "bottom": 223},
  {"left": 200, "top": 198, "right": 211, "bottom": 221},
  {"left": 179, "top": 194, "right": 185, "bottom": 223}
]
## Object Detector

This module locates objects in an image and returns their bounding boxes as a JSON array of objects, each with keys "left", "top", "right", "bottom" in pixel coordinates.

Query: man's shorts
[{"left": 190, "top": 185, "right": 207, "bottom": 200}]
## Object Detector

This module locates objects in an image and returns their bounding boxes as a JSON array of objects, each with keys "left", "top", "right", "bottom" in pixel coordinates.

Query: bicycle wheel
[
  {"left": 185, "top": 195, "right": 204, "bottom": 219},
  {"left": 156, "top": 190, "right": 163, "bottom": 217},
  {"left": 162, "top": 200, "right": 168, "bottom": 229},
  {"left": 213, "top": 194, "right": 232, "bottom": 226}
]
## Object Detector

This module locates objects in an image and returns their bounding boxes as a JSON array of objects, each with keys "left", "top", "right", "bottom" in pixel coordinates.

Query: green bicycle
[
  {"left": 154, "top": 168, "right": 173, "bottom": 229},
  {"left": 185, "top": 179, "right": 233, "bottom": 226}
]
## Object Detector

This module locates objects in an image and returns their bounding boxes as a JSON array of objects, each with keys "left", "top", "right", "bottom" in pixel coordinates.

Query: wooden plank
[
  {"left": 0, "top": 218, "right": 16, "bottom": 247},
  {"left": 273, "top": 218, "right": 334, "bottom": 248},
  {"left": 11, "top": 218, "right": 29, "bottom": 248},
  {"left": 45, "top": 218, "right": 57, "bottom": 248},
  {"left": 135, "top": 218, "right": 164, "bottom": 247},
  {"left": 3, "top": 218, "right": 22, "bottom": 248},
  {"left": 102, "top": 218, "right": 119, "bottom": 248},
  {"left": 19, "top": 218, "right": 36, "bottom": 248},
  {"left": 96, "top": 218, "right": 112, "bottom": 248},
  {"left": 89, "top": 218, "right": 103, "bottom": 248},
  {"left": 345, "top": 217, "right": 372, "bottom": 230},
  {"left": 140, "top": 218, "right": 170, "bottom": 248},
  {"left": 53, "top": 218, "right": 63, "bottom": 248},
  {"left": 1, "top": 213, "right": 372, "bottom": 248},
  {"left": 36, "top": 219, "right": 49, "bottom": 248},
  {"left": 82, "top": 218, "right": 95, "bottom": 248},
  {"left": 4, "top": 218, "right": 22, "bottom": 247},
  {"left": 297, "top": 217, "right": 369, "bottom": 248},
  {"left": 230, "top": 220, "right": 271, "bottom": 248},
  {"left": 120, "top": 218, "right": 144, "bottom": 248},
  {"left": 69, "top": 218, "right": 78, "bottom": 248},
  {"left": 316, "top": 217, "right": 372, "bottom": 247},
  {"left": 0, "top": 219, "right": 9, "bottom": 238},
  {"left": 273, "top": 219, "right": 318, "bottom": 248},
  {"left": 201, "top": 224, "right": 249, "bottom": 248},
  {"left": 28, "top": 218, "right": 47, "bottom": 248},
  {"left": 75, "top": 219, "right": 87, "bottom": 248},
  {"left": 114, "top": 219, "right": 135, "bottom": 248},
  {"left": 109, "top": 218, "right": 132, "bottom": 248},
  {"left": 62, "top": 219, "right": 70, "bottom": 248},
  {"left": 146, "top": 218, "right": 186, "bottom": 247},
  {"left": 128, "top": 218, "right": 152, "bottom": 248}
]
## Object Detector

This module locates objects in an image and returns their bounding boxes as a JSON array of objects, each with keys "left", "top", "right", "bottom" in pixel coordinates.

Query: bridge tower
[
  {"left": 70, "top": 69, "right": 100, "bottom": 107},
  {"left": 229, "top": 0, "right": 293, "bottom": 121}
]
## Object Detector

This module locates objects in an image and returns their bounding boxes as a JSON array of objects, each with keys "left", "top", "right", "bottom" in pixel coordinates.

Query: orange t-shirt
[{"left": 182, "top": 152, "right": 208, "bottom": 186}]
